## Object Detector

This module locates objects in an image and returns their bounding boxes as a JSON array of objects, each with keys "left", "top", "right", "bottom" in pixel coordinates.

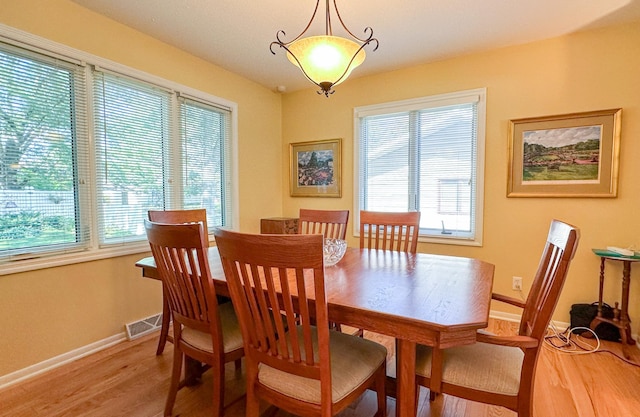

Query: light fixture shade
[{"left": 287, "top": 35, "right": 365, "bottom": 88}]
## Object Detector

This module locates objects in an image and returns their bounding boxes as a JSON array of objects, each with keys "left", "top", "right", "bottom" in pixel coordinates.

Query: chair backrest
[
  {"left": 359, "top": 210, "right": 421, "bottom": 253},
  {"left": 148, "top": 209, "right": 209, "bottom": 247},
  {"left": 298, "top": 209, "right": 349, "bottom": 239},
  {"left": 520, "top": 219, "right": 580, "bottom": 340},
  {"left": 144, "top": 220, "right": 223, "bottom": 340},
  {"left": 214, "top": 229, "right": 331, "bottom": 389}
]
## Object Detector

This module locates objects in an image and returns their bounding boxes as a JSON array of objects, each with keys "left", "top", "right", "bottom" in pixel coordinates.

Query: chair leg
[
  {"left": 157, "top": 291, "right": 171, "bottom": 355},
  {"left": 517, "top": 398, "right": 533, "bottom": 417},
  {"left": 245, "top": 364, "right": 261, "bottom": 417},
  {"left": 234, "top": 358, "right": 242, "bottom": 371},
  {"left": 246, "top": 387, "right": 260, "bottom": 417},
  {"left": 211, "top": 361, "right": 225, "bottom": 417},
  {"left": 164, "top": 342, "right": 183, "bottom": 416},
  {"left": 375, "top": 366, "right": 387, "bottom": 417}
]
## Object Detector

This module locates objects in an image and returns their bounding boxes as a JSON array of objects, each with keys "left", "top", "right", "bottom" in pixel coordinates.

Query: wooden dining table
[{"left": 136, "top": 247, "right": 494, "bottom": 417}]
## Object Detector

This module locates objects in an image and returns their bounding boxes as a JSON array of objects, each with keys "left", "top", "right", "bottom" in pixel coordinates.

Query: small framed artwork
[
  {"left": 507, "top": 109, "right": 621, "bottom": 197},
  {"left": 290, "top": 138, "right": 341, "bottom": 197}
]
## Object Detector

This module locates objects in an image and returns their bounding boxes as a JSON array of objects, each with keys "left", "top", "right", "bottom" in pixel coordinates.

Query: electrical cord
[
  {"left": 509, "top": 287, "right": 638, "bottom": 366},
  {"left": 544, "top": 323, "right": 600, "bottom": 354},
  {"left": 543, "top": 322, "right": 640, "bottom": 367}
]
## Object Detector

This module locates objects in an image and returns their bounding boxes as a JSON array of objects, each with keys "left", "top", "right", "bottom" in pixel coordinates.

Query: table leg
[
  {"left": 429, "top": 348, "right": 443, "bottom": 401},
  {"left": 597, "top": 257, "right": 605, "bottom": 317},
  {"left": 396, "top": 339, "right": 417, "bottom": 417},
  {"left": 185, "top": 355, "right": 204, "bottom": 386},
  {"left": 619, "top": 261, "right": 635, "bottom": 345}
]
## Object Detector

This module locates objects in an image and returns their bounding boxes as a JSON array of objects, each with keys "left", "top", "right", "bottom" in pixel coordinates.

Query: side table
[
  {"left": 260, "top": 217, "right": 299, "bottom": 234},
  {"left": 591, "top": 249, "right": 639, "bottom": 354}
]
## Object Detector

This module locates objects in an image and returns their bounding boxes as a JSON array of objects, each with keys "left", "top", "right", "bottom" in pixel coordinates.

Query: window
[
  {"left": 0, "top": 28, "right": 236, "bottom": 270},
  {"left": 354, "top": 89, "right": 486, "bottom": 245},
  {"left": 0, "top": 43, "right": 90, "bottom": 259},
  {"left": 92, "top": 72, "right": 233, "bottom": 247},
  {"left": 179, "top": 96, "right": 232, "bottom": 229}
]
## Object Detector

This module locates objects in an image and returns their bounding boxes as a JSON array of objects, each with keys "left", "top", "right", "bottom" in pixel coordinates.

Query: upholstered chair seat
[
  {"left": 181, "top": 302, "right": 244, "bottom": 354},
  {"left": 416, "top": 342, "right": 524, "bottom": 396},
  {"left": 259, "top": 326, "right": 387, "bottom": 404}
]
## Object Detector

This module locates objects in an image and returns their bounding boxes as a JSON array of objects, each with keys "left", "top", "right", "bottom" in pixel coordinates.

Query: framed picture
[
  {"left": 290, "top": 138, "right": 341, "bottom": 197},
  {"left": 507, "top": 109, "right": 621, "bottom": 197}
]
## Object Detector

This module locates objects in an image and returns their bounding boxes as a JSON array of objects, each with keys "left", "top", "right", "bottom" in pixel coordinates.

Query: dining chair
[
  {"left": 298, "top": 208, "right": 352, "bottom": 334},
  {"left": 414, "top": 219, "right": 580, "bottom": 417},
  {"left": 359, "top": 210, "right": 421, "bottom": 253},
  {"left": 148, "top": 209, "right": 209, "bottom": 245},
  {"left": 298, "top": 208, "right": 349, "bottom": 239},
  {"left": 214, "top": 229, "right": 388, "bottom": 417},
  {"left": 148, "top": 209, "right": 209, "bottom": 355},
  {"left": 144, "top": 220, "right": 244, "bottom": 417}
]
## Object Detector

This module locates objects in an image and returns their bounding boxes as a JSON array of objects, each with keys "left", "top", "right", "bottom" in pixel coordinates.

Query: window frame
[
  {"left": 0, "top": 24, "right": 239, "bottom": 275},
  {"left": 353, "top": 88, "right": 486, "bottom": 246}
]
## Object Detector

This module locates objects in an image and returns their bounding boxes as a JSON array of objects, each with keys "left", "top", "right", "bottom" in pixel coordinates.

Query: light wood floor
[{"left": 2, "top": 318, "right": 640, "bottom": 417}]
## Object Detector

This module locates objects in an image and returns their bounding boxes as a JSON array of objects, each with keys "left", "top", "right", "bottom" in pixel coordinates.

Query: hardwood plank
[{"left": 1, "top": 319, "right": 639, "bottom": 417}]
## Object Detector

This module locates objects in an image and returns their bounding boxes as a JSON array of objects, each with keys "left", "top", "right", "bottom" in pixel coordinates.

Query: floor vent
[{"left": 125, "top": 313, "right": 163, "bottom": 340}]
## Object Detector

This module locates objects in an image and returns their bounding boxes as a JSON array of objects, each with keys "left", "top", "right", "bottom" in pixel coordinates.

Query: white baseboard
[
  {"left": 490, "top": 309, "right": 570, "bottom": 330},
  {"left": 0, "top": 332, "right": 127, "bottom": 391},
  {"left": 490, "top": 310, "right": 639, "bottom": 347}
]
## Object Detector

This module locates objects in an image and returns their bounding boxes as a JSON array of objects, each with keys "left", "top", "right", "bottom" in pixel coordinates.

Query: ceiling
[{"left": 71, "top": 0, "right": 640, "bottom": 93}]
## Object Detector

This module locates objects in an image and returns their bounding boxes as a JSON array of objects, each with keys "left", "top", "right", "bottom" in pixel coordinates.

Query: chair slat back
[
  {"left": 215, "top": 230, "right": 329, "bottom": 382},
  {"left": 520, "top": 219, "right": 580, "bottom": 339},
  {"left": 145, "top": 220, "right": 221, "bottom": 335},
  {"left": 359, "top": 210, "right": 421, "bottom": 253},
  {"left": 298, "top": 209, "right": 349, "bottom": 239},
  {"left": 148, "top": 209, "right": 209, "bottom": 247}
]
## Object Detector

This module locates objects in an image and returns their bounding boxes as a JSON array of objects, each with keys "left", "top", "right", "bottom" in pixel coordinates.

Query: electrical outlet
[{"left": 512, "top": 276, "right": 523, "bottom": 291}]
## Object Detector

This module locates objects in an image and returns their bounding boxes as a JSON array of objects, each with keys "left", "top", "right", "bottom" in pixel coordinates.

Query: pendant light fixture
[{"left": 270, "top": 0, "right": 379, "bottom": 97}]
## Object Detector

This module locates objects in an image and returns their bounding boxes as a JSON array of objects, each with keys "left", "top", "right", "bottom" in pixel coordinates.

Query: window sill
[
  {"left": 0, "top": 243, "right": 151, "bottom": 276},
  {"left": 418, "top": 235, "right": 482, "bottom": 247}
]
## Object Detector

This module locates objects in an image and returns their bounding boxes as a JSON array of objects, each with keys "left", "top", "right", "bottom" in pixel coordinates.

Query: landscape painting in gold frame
[
  {"left": 507, "top": 109, "right": 621, "bottom": 197},
  {"left": 290, "top": 138, "right": 341, "bottom": 197}
]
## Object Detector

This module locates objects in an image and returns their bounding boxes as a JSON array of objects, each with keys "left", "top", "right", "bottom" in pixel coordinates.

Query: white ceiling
[{"left": 71, "top": 0, "right": 640, "bottom": 93}]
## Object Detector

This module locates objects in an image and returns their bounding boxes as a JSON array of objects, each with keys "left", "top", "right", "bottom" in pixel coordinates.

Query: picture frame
[
  {"left": 290, "top": 138, "right": 342, "bottom": 197},
  {"left": 507, "top": 109, "right": 621, "bottom": 197}
]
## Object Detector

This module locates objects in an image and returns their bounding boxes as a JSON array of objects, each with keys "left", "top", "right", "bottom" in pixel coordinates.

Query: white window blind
[
  {"left": 355, "top": 89, "right": 485, "bottom": 245},
  {"left": 0, "top": 42, "right": 90, "bottom": 259},
  {"left": 179, "top": 97, "right": 232, "bottom": 230},
  {"left": 93, "top": 71, "right": 171, "bottom": 246}
]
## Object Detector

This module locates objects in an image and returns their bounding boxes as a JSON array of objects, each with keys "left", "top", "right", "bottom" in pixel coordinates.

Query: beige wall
[
  {"left": 282, "top": 22, "right": 640, "bottom": 330},
  {"left": 0, "top": 0, "right": 283, "bottom": 376},
  {"left": 1, "top": 0, "right": 639, "bottom": 379}
]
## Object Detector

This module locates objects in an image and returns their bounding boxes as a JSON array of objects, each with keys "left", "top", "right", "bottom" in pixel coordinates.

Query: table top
[
  {"left": 592, "top": 248, "right": 640, "bottom": 261},
  {"left": 136, "top": 247, "right": 495, "bottom": 346}
]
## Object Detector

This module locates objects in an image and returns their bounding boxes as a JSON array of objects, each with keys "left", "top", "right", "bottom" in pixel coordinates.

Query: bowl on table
[{"left": 323, "top": 238, "right": 347, "bottom": 267}]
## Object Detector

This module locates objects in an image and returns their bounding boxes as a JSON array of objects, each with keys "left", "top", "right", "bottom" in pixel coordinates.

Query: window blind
[
  {"left": 417, "top": 104, "right": 477, "bottom": 235},
  {"left": 93, "top": 70, "right": 170, "bottom": 246},
  {"left": 179, "top": 96, "right": 232, "bottom": 231},
  {"left": 0, "top": 42, "right": 90, "bottom": 258}
]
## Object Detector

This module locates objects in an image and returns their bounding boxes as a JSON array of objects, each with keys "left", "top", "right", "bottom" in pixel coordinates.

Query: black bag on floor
[{"left": 569, "top": 302, "right": 620, "bottom": 341}]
